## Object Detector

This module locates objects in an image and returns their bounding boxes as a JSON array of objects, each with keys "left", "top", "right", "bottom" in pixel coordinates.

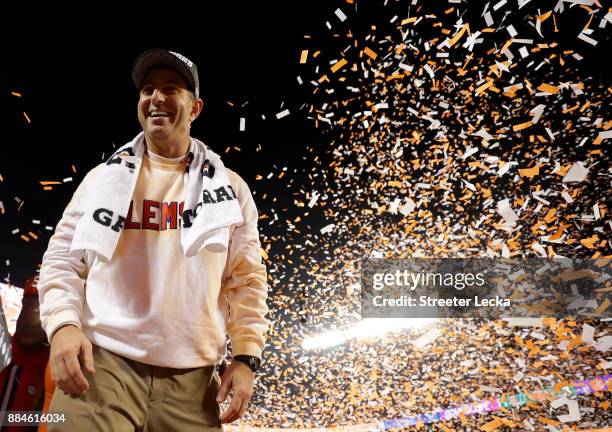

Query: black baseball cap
[{"left": 131, "top": 48, "right": 200, "bottom": 98}]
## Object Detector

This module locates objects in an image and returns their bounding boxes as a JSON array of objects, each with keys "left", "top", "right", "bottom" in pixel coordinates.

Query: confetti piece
[
  {"left": 320, "top": 223, "right": 335, "bottom": 234},
  {"left": 596, "top": 298, "right": 610, "bottom": 315},
  {"left": 334, "top": 8, "right": 347, "bottom": 22},
  {"left": 239, "top": 117, "right": 246, "bottom": 131},
  {"left": 551, "top": 397, "right": 581, "bottom": 423},
  {"left": 331, "top": 58, "right": 348, "bottom": 73},
  {"left": 497, "top": 199, "right": 519, "bottom": 226},
  {"left": 595, "top": 336, "right": 612, "bottom": 352},
  {"left": 299, "top": 50, "right": 308, "bottom": 64},
  {"left": 582, "top": 324, "right": 595, "bottom": 344},
  {"left": 502, "top": 318, "right": 544, "bottom": 327},
  {"left": 363, "top": 46, "right": 377, "bottom": 60},
  {"left": 562, "top": 162, "right": 589, "bottom": 182},
  {"left": 481, "top": 418, "right": 502, "bottom": 431},
  {"left": 276, "top": 109, "right": 290, "bottom": 119},
  {"left": 519, "top": 165, "right": 540, "bottom": 178},
  {"left": 537, "top": 83, "right": 560, "bottom": 94},
  {"left": 513, "top": 121, "right": 533, "bottom": 131},
  {"left": 578, "top": 30, "right": 598, "bottom": 45}
]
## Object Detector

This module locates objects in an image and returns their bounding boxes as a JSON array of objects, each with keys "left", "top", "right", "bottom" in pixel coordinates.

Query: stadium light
[{"left": 302, "top": 318, "right": 437, "bottom": 350}]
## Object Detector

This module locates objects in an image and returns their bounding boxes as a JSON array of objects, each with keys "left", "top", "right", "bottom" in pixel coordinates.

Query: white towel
[{"left": 71, "top": 132, "right": 243, "bottom": 261}]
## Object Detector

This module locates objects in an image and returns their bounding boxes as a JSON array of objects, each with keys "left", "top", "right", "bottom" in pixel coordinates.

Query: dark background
[
  {"left": 1, "top": 2, "right": 337, "bottom": 284},
  {"left": 1, "top": 1, "right": 610, "bottom": 285}
]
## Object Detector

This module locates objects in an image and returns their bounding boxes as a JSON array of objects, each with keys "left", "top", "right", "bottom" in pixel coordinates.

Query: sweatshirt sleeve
[
  {"left": 222, "top": 170, "right": 270, "bottom": 359},
  {"left": 38, "top": 165, "right": 101, "bottom": 341}
]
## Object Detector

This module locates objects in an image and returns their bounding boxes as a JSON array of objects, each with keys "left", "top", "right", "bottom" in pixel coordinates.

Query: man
[{"left": 38, "top": 48, "right": 269, "bottom": 431}]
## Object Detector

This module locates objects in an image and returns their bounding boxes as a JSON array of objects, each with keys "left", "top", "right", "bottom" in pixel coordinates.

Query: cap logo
[{"left": 169, "top": 50, "right": 193, "bottom": 68}]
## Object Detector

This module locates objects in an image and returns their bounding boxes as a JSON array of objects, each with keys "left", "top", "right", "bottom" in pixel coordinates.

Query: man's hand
[
  {"left": 50, "top": 324, "right": 95, "bottom": 396},
  {"left": 216, "top": 360, "right": 255, "bottom": 423}
]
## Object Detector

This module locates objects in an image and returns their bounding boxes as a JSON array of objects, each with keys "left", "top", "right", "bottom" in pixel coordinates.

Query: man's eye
[
  {"left": 164, "top": 86, "right": 178, "bottom": 94},
  {"left": 141, "top": 87, "right": 154, "bottom": 95}
]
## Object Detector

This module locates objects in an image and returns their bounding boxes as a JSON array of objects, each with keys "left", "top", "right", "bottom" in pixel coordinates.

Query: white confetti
[
  {"left": 484, "top": 11, "right": 494, "bottom": 26},
  {"left": 334, "top": 8, "right": 347, "bottom": 22},
  {"left": 551, "top": 397, "right": 581, "bottom": 423},
  {"left": 276, "top": 109, "right": 290, "bottom": 119},
  {"left": 561, "top": 191, "right": 574, "bottom": 203},
  {"left": 462, "top": 146, "right": 479, "bottom": 159},
  {"left": 308, "top": 191, "right": 320, "bottom": 208},
  {"left": 562, "top": 162, "right": 589, "bottom": 183},
  {"left": 577, "top": 30, "right": 598, "bottom": 46},
  {"left": 493, "top": 0, "right": 506, "bottom": 10},
  {"left": 320, "top": 224, "right": 335, "bottom": 234},
  {"left": 503, "top": 318, "right": 544, "bottom": 327},
  {"left": 529, "top": 104, "right": 545, "bottom": 124},
  {"left": 497, "top": 199, "right": 519, "bottom": 226},
  {"left": 399, "top": 198, "right": 416, "bottom": 216}
]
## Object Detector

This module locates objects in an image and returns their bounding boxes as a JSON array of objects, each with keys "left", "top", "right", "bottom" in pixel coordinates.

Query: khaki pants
[{"left": 48, "top": 345, "right": 222, "bottom": 432}]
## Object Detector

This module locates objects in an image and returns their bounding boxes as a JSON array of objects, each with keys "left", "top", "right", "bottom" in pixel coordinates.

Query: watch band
[{"left": 233, "top": 355, "right": 261, "bottom": 372}]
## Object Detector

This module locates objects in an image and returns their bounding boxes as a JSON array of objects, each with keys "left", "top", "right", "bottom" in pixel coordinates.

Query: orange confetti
[
  {"left": 260, "top": 248, "right": 269, "bottom": 260},
  {"left": 518, "top": 165, "right": 540, "bottom": 178},
  {"left": 331, "top": 58, "right": 348, "bottom": 73},
  {"left": 580, "top": 235, "right": 599, "bottom": 249},
  {"left": 513, "top": 121, "right": 533, "bottom": 132},
  {"left": 363, "top": 46, "right": 378, "bottom": 60},
  {"left": 299, "top": 50, "right": 308, "bottom": 64},
  {"left": 596, "top": 298, "right": 610, "bottom": 315},
  {"left": 476, "top": 80, "right": 494, "bottom": 95},
  {"left": 446, "top": 24, "right": 469, "bottom": 48},
  {"left": 401, "top": 17, "right": 418, "bottom": 25},
  {"left": 538, "top": 417, "right": 560, "bottom": 427},
  {"left": 537, "top": 83, "right": 560, "bottom": 94},
  {"left": 480, "top": 418, "right": 502, "bottom": 432},
  {"left": 538, "top": 10, "right": 553, "bottom": 22}
]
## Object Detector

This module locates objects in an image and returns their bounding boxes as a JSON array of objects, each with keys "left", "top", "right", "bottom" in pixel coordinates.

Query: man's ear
[{"left": 191, "top": 98, "right": 204, "bottom": 122}]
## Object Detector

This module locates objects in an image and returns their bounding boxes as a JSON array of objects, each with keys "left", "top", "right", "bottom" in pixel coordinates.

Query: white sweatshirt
[{"left": 38, "top": 151, "right": 269, "bottom": 368}]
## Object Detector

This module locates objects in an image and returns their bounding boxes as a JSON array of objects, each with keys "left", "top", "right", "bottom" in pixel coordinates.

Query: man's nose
[{"left": 151, "top": 89, "right": 165, "bottom": 103}]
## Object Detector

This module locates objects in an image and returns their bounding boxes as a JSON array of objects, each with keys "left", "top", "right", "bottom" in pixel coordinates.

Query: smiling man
[{"left": 37, "top": 49, "right": 269, "bottom": 431}]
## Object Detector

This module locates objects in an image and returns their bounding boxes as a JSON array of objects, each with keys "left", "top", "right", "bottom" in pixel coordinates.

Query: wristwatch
[{"left": 233, "top": 355, "right": 261, "bottom": 372}]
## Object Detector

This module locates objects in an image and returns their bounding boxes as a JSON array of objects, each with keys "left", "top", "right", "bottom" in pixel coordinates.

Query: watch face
[{"left": 250, "top": 357, "right": 260, "bottom": 370}]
